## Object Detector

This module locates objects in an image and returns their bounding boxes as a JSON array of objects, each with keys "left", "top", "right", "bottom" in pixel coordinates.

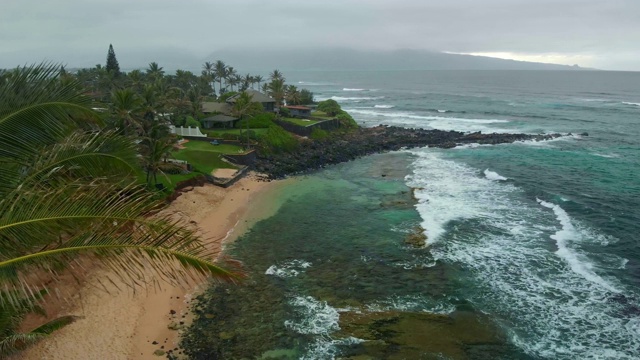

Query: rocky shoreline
[{"left": 254, "top": 126, "right": 564, "bottom": 179}]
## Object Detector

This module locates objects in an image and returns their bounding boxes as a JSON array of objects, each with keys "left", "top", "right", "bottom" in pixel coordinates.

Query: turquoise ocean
[{"left": 184, "top": 71, "right": 640, "bottom": 359}]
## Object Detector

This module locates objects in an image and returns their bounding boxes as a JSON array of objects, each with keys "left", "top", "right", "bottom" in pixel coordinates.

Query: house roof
[
  {"left": 226, "top": 89, "right": 275, "bottom": 104},
  {"left": 283, "top": 105, "right": 311, "bottom": 110},
  {"left": 202, "top": 102, "right": 231, "bottom": 114},
  {"left": 202, "top": 114, "right": 238, "bottom": 123}
]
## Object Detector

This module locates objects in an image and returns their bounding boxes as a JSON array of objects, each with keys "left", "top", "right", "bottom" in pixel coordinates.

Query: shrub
[
  {"left": 222, "top": 133, "right": 239, "bottom": 140},
  {"left": 300, "top": 89, "right": 315, "bottom": 104},
  {"left": 259, "top": 125, "right": 298, "bottom": 154},
  {"left": 336, "top": 111, "right": 358, "bottom": 128},
  {"left": 185, "top": 116, "right": 201, "bottom": 128},
  {"left": 310, "top": 128, "right": 329, "bottom": 140},
  {"left": 279, "top": 107, "right": 291, "bottom": 117},
  {"left": 317, "top": 99, "right": 341, "bottom": 116}
]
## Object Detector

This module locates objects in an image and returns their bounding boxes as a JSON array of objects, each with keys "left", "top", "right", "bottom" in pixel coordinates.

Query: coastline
[{"left": 16, "top": 173, "right": 290, "bottom": 360}]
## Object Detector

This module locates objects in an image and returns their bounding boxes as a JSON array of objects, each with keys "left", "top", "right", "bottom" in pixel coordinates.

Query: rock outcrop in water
[{"left": 254, "top": 126, "right": 563, "bottom": 179}]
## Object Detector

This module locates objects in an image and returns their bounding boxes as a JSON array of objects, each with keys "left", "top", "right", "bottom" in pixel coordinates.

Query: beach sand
[{"left": 16, "top": 173, "right": 287, "bottom": 360}]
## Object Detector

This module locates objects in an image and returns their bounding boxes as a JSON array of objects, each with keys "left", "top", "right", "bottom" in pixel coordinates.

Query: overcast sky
[{"left": 1, "top": 0, "right": 638, "bottom": 70}]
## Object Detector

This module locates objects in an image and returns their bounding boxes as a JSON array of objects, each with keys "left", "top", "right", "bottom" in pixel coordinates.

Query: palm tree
[
  {"left": 201, "top": 62, "right": 216, "bottom": 96},
  {"left": 285, "top": 85, "right": 301, "bottom": 105},
  {"left": 225, "top": 67, "right": 238, "bottom": 91},
  {"left": 0, "top": 63, "right": 238, "bottom": 315},
  {"left": 127, "top": 69, "right": 144, "bottom": 92},
  {"left": 269, "top": 69, "right": 285, "bottom": 83},
  {"left": 146, "top": 62, "right": 165, "bottom": 81},
  {"left": 139, "top": 120, "right": 177, "bottom": 187},
  {"left": 268, "top": 79, "right": 286, "bottom": 111},
  {"left": 230, "top": 92, "right": 263, "bottom": 149},
  {"left": 110, "top": 88, "right": 143, "bottom": 135},
  {"left": 241, "top": 73, "right": 252, "bottom": 92},
  {"left": 214, "top": 60, "right": 226, "bottom": 94},
  {"left": 254, "top": 75, "right": 264, "bottom": 90}
]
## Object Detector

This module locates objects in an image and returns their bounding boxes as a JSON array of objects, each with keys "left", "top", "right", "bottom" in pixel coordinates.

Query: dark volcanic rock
[{"left": 254, "top": 126, "right": 563, "bottom": 179}]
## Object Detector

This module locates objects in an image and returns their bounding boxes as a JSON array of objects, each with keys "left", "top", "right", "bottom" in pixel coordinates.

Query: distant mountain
[{"left": 203, "top": 48, "right": 586, "bottom": 72}]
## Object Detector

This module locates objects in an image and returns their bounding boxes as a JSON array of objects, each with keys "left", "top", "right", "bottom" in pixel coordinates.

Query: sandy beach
[{"left": 16, "top": 173, "right": 287, "bottom": 360}]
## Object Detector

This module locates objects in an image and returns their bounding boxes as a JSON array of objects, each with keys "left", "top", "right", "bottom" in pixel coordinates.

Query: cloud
[{"left": 1, "top": 0, "right": 638, "bottom": 70}]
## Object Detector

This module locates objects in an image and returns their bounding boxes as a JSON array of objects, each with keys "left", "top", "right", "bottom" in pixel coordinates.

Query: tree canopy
[{"left": 105, "top": 44, "right": 120, "bottom": 76}]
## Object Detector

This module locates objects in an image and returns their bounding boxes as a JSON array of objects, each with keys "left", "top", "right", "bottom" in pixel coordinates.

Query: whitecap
[
  {"left": 346, "top": 108, "right": 512, "bottom": 133},
  {"left": 297, "top": 81, "right": 333, "bottom": 86},
  {"left": 284, "top": 296, "right": 340, "bottom": 335},
  {"left": 374, "top": 104, "right": 395, "bottom": 109},
  {"left": 484, "top": 169, "right": 508, "bottom": 181},
  {"left": 437, "top": 109, "right": 447, "bottom": 113},
  {"left": 342, "top": 88, "right": 366, "bottom": 91},
  {"left": 622, "top": 101, "right": 640, "bottom": 107},
  {"left": 265, "top": 260, "right": 312, "bottom": 278},
  {"left": 329, "top": 96, "right": 385, "bottom": 101},
  {"left": 404, "top": 150, "right": 639, "bottom": 359},
  {"left": 537, "top": 198, "right": 618, "bottom": 293},
  {"left": 591, "top": 152, "right": 620, "bottom": 159}
]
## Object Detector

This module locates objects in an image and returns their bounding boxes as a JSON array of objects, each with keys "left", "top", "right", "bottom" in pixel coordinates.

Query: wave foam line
[
  {"left": 484, "top": 169, "right": 508, "bottom": 181},
  {"left": 537, "top": 199, "right": 618, "bottom": 293}
]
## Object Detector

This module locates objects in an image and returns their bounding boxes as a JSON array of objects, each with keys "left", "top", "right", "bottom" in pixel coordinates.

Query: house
[
  {"left": 226, "top": 89, "right": 276, "bottom": 112},
  {"left": 202, "top": 101, "right": 232, "bottom": 115},
  {"left": 282, "top": 105, "right": 311, "bottom": 118},
  {"left": 201, "top": 114, "right": 238, "bottom": 129}
]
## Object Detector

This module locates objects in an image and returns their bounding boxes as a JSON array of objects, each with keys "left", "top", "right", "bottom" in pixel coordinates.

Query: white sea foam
[
  {"left": 265, "top": 260, "right": 312, "bottom": 278},
  {"left": 536, "top": 199, "right": 618, "bottom": 293},
  {"left": 297, "top": 81, "right": 333, "bottom": 86},
  {"left": 342, "top": 88, "right": 365, "bottom": 91},
  {"left": 404, "top": 149, "right": 639, "bottom": 359},
  {"left": 592, "top": 152, "right": 620, "bottom": 158},
  {"left": 285, "top": 296, "right": 340, "bottom": 335},
  {"left": 484, "top": 169, "right": 508, "bottom": 181},
  {"left": 437, "top": 109, "right": 447, "bottom": 113},
  {"left": 622, "top": 101, "right": 640, "bottom": 107},
  {"left": 374, "top": 104, "right": 395, "bottom": 108},
  {"left": 284, "top": 295, "right": 359, "bottom": 359},
  {"left": 329, "top": 96, "right": 384, "bottom": 101},
  {"left": 369, "top": 295, "right": 455, "bottom": 314},
  {"left": 346, "top": 108, "right": 512, "bottom": 133}
]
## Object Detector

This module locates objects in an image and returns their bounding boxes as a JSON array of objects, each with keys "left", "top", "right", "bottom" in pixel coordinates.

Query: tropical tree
[
  {"left": 146, "top": 62, "right": 165, "bottom": 81},
  {"left": 127, "top": 69, "right": 144, "bottom": 92},
  {"left": 269, "top": 69, "right": 285, "bottom": 82},
  {"left": 105, "top": 44, "right": 120, "bottom": 77},
  {"left": 109, "top": 88, "right": 143, "bottom": 135},
  {"left": 230, "top": 92, "right": 263, "bottom": 148},
  {"left": 285, "top": 85, "right": 301, "bottom": 105},
  {"left": 268, "top": 78, "right": 286, "bottom": 111},
  {"left": 214, "top": 60, "right": 226, "bottom": 93},
  {"left": 139, "top": 120, "right": 177, "bottom": 187},
  {"left": 254, "top": 75, "right": 264, "bottom": 90},
  {"left": 201, "top": 62, "right": 216, "bottom": 95},
  {"left": 0, "top": 63, "right": 238, "bottom": 317}
]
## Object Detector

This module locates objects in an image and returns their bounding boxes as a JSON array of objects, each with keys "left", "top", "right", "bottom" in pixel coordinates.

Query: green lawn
[
  {"left": 310, "top": 111, "right": 334, "bottom": 120},
  {"left": 171, "top": 140, "right": 242, "bottom": 174},
  {"left": 281, "top": 117, "right": 321, "bottom": 126},
  {"left": 203, "top": 128, "right": 269, "bottom": 137}
]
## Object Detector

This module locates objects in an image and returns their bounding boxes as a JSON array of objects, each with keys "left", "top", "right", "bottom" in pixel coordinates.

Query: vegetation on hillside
[{"left": 0, "top": 63, "right": 240, "bottom": 356}]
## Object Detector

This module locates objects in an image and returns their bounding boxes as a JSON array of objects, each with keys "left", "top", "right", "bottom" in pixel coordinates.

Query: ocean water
[{"left": 185, "top": 71, "right": 640, "bottom": 359}]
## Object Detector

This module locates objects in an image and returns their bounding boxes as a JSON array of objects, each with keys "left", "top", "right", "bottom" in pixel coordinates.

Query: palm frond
[
  {"left": 0, "top": 332, "right": 46, "bottom": 357},
  {"left": 29, "top": 315, "right": 78, "bottom": 335},
  {"left": 0, "top": 130, "right": 139, "bottom": 198}
]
